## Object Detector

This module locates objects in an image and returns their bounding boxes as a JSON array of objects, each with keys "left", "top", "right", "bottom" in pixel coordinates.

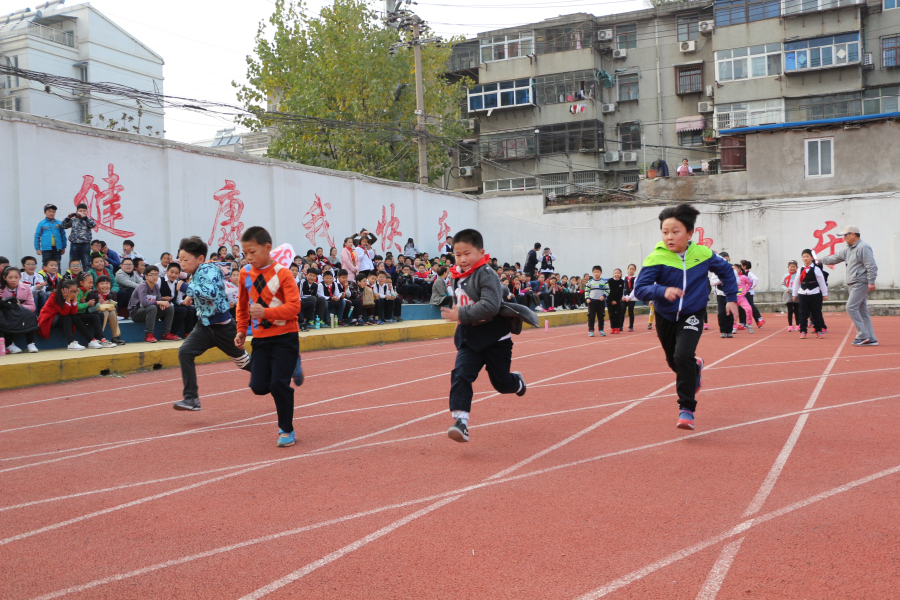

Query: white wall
[
  {"left": 477, "top": 193, "right": 900, "bottom": 289},
  {"left": 1, "top": 113, "right": 477, "bottom": 264}
]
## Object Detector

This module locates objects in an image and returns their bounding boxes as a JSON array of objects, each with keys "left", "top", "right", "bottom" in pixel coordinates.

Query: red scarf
[{"left": 450, "top": 254, "right": 491, "bottom": 279}]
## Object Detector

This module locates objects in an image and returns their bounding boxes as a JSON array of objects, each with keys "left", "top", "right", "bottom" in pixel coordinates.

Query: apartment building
[
  {"left": 446, "top": 0, "right": 900, "bottom": 197},
  {"left": 0, "top": 1, "right": 164, "bottom": 134}
]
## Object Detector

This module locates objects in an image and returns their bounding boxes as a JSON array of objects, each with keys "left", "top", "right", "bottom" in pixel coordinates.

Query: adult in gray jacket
[{"left": 823, "top": 225, "right": 878, "bottom": 346}]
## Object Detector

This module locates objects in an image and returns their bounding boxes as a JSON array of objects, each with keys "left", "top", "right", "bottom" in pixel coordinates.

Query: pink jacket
[
  {"left": 1, "top": 282, "right": 36, "bottom": 312},
  {"left": 738, "top": 274, "right": 752, "bottom": 297},
  {"left": 341, "top": 246, "right": 358, "bottom": 278}
]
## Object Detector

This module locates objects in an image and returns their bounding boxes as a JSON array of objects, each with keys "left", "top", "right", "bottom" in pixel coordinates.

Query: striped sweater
[{"left": 236, "top": 262, "right": 300, "bottom": 337}]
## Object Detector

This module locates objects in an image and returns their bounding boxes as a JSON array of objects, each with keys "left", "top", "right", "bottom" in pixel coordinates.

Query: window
[
  {"left": 537, "top": 120, "right": 603, "bottom": 155},
  {"left": 715, "top": 99, "right": 784, "bottom": 129},
  {"left": 679, "top": 131, "right": 704, "bottom": 146},
  {"left": 786, "top": 92, "right": 862, "bottom": 122},
  {"left": 862, "top": 85, "right": 900, "bottom": 115},
  {"left": 748, "top": 0, "right": 781, "bottom": 21},
  {"left": 887, "top": 0, "right": 898, "bottom": 9},
  {"left": 884, "top": 36, "right": 900, "bottom": 68},
  {"left": 459, "top": 143, "right": 477, "bottom": 168},
  {"left": 676, "top": 64, "right": 703, "bottom": 94},
  {"left": 534, "top": 70, "right": 597, "bottom": 105},
  {"left": 617, "top": 23, "right": 637, "bottom": 50},
  {"left": 6, "top": 56, "right": 19, "bottom": 89},
  {"left": 618, "top": 73, "right": 639, "bottom": 101},
  {"left": 483, "top": 178, "right": 537, "bottom": 192},
  {"left": 785, "top": 33, "right": 860, "bottom": 73},
  {"left": 79, "top": 102, "right": 90, "bottom": 124},
  {"left": 619, "top": 124, "right": 642, "bottom": 151},
  {"left": 78, "top": 65, "right": 88, "bottom": 82},
  {"left": 467, "top": 79, "right": 534, "bottom": 112},
  {"left": 480, "top": 33, "right": 534, "bottom": 63},
  {"left": 479, "top": 130, "right": 535, "bottom": 160},
  {"left": 715, "top": 0, "right": 781, "bottom": 26},
  {"left": 535, "top": 24, "right": 594, "bottom": 54},
  {"left": 805, "top": 138, "right": 833, "bottom": 178},
  {"left": 716, "top": 44, "right": 781, "bottom": 81},
  {"left": 677, "top": 16, "right": 699, "bottom": 42},
  {"left": 785, "top": 0, "right": 862, "bottom": 16},
  {"left": 540, "top": 173, "right": 570, "bottom": 197}
]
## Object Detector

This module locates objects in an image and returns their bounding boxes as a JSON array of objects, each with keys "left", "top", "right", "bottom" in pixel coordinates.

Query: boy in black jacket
[{"left": 441, "top": 229, "right": 538, "bottom": 443}]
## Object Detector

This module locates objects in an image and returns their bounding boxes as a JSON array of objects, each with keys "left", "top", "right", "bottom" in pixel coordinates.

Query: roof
[{"left": 720, "top": 111, "right": 900, "bottom": 135}]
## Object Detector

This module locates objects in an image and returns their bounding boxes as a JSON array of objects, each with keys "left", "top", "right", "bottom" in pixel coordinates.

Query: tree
[{"left": 234, "top": 0, "right": 468, "bottom": 184}]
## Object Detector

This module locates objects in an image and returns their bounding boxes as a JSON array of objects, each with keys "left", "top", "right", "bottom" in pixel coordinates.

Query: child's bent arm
[{"left": 263, "top": 270, "right": 301, "bottom": 321}]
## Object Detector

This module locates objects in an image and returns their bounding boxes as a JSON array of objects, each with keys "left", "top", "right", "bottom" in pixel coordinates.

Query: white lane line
[
  {"left": 236, "top": 495, "right": 463, "bottom": 600},
  {"left": 573, "top": 462, "right": 900, "bottom": 600},
  {"left": 0, "top": 401, "right": 174, "bottom": 434},
  {"left": 695, "top": 537, "right": 746, "bottom": 600},
  {"left": 24, "top": 393, "right": 900, "bottom": 599}
]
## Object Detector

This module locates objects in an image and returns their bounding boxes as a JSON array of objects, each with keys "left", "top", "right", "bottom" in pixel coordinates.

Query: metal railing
[
  {"left": 446, "top": 48, "right": 479, "bottom": 72},
  {"left": 0, "top": 96, "right": 18, "bottom": 111},
  {"left": 0, "top": 22, "right": 76, "bottom": 47}
]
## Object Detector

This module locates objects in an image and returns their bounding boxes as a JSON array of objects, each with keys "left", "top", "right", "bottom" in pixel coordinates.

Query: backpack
[
  {"left": 362, "top": 286, "right": 375, "bottom": 307},
  {"left": 0, "top": 298, "right": 39, "bottom": 335}
]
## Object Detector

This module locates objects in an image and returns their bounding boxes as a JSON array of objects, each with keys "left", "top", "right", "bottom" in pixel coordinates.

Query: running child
[
  {"left": 791, "top": 249, "right": 828, "bottom": 339},
  {"left": 782, "top": 260, "right": 799, "bottom": 332},
  {"left": 235, "top": 227, "right": 303, "bottom": 447},
  {"left": 633, "top": 204, "right": 738, "bottom": 431},
  {"left": 441, "top": 229, "right": 537, "bottom": 443},
  {"left": 732, "top": 263, "right": 755, "bottom": 334},
  {"left": 739, "top": 260, "right": 766, "bottom": 329},
  {"left": 584, "top": 266, "right": 609, "bottom": 337}
]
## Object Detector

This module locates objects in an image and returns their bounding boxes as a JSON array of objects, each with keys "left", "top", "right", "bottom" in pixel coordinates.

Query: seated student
[
  {"left": 344, "top": 271, "right": 364, "bottom": 326},
  {"left": 156, "top": 252, "right": 173, "bottom": 274},
  {"left": 100, "top": 241, "right": 121, "bottom": 273},
  {"left": 372, "top": 271, "right": 401, "bottom": 323},
  {"left": 128, "top": 265, "right": 179, "bottom": 343},
  {"left": 38, "top": 279, "right": 106, "bottom": 351},
  {"left": 133, "top": 257, "right": 147, "bottom": 279},
  {"left": 160, "top": 263, "right": 196, "bottom": 337},
  {"left": 368, "top": 272, "right": 387, "bottom": 324},
  {"left": 382, "top": 256, "right": 398, "bottom": 285},
  {"left": 94, "top": 275, "right": 124, "bottom": 345},
  {"left": 75, "top": 272, "right": 117, "bottom": 348},
  {"left": 115, "top": 257, "right": 141, "bottom": 312},
  {"left": 121, "top": 239, "right": 143, "bottom": 262},
  {"left": 358, "top": 272, "right": 376, "bottom": 324},
  {"left": 89, "top": 240, "right": 105, "bottom": 265},
  {"left": 20, "top": 255, "right": 48, "bottom": 310},
  {"left": 332, "top": 269, "right": 353, "bottom": 325},
  {"left": 431, "top": 265, "right": 453, "bottom": 308},
  {"left": 414, "top": 263, "right": 435, "bottom": 297},
  {"left": 38, "top": 258, "right": 61, "bottom": 293},
  {"left": 0, "top": 257, "right": 8, "bottom": 274},
  {"left": 87, "top": 252, "right": 118, "bottom": 294},
  {"left": 299, "top": 267, "right": 326, "bottom": 331},
  {"left": 62, "top": 258, "right": 83, "bottom": 281},
  {"left": 320, "top": 270, "right": 347, "bottom": 327},
  {"left": 397, "top": 264, "right": 423, "bottom": 303},
  {"left": 0, "top": 265, "right": 39, "bottom": 353}
]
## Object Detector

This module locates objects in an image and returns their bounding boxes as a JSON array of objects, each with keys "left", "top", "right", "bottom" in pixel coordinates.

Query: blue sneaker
[
  {"left": 277, "top": 430, "right": 296, "bottom": 447},
  {"left": 292, "top": 356, "right": 304, "bottom": 387},
  {"left": 677, "top": 410, "right": 695, "bottom": 430},
  {"left": 695, "top": 357, "right": 704, "bottom": 393}
]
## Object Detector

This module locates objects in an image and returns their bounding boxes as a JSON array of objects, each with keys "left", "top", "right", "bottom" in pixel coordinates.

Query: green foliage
[{"left": 234, "top": 0, "right": 469, "bottom": 183}]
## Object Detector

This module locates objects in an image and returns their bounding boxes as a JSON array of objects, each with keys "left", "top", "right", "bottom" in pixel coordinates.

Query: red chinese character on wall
[
  {"left": 437, "top": 210, "right": 451, "bottom": 252},
  {"left": 376, "top": 203, "right": 403, "bottom": 254},
  {"left": 302, "top": 194, "right": 335, "bottom": 248},
  {"left": 72, "top": 163, "right": 135, "bottom": 238},
  {"left": 812, "top": 221, "right": 843, "bottom": 269},
  {"left": 693, "top": 227, "right": 714, "bottom": 248},
  {"left": 208, "top": 180, "right": 245, "bottom": 250}
]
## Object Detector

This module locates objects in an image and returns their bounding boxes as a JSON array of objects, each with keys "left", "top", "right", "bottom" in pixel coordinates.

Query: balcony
[
  {"left": 447, "top": 47, "right": 479, "bottom": 73},
  {"left": 0, "top": 22, "right": 76, "bottom": 48},
  {"left": 0, "top": 96, "right": 19, "bottom": 111}
]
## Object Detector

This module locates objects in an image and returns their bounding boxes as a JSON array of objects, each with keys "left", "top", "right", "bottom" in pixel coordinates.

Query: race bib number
[{"left": 270, "top": 243, "right": 295, "bottom": 269}]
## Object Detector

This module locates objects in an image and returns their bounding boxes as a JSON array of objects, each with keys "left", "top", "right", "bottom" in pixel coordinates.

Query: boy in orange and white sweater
[{"left": 236, "top": 226, "right": 303, "bottom": 447}]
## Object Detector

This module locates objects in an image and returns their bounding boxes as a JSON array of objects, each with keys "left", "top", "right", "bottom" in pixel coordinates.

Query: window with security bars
[
  {"left": 534, "top": 70, "right": 598, "bottom": 105},
  {"left": 883, "top": 36, "right": 900, "bottom": 68},
  {"left": 459, "top": 143, "right": 477, "bottom": 168},
  {"left": 785, "top": 93, "right": 861, "bottom": 122},
  {"left": 676, "top": 64, "right": 703, "bottom": 94},
  {"left": 679, "top": 131, "right": 704, "bottom": 146},
  {"left": 540, "top": 173, "right": 570, "bottom": 197},
  {"left": 862, "top": 85, "right": 899, "bottom": 114},
  {"left": 572, "top": 170, "right": 604, "bottom": 193},
  {"left": 619, "top": 124, "right": 641, "bottom": 151},
  {"left": 677, "top": 16, "right": 699, "bottom": 42},
  {"left": 483, "top": 178, "right": 537, "bottom": 193},
  {"left": 715, "top": 0, "right": 780, "bottom": 27},
  {"left": 617, "top": 23, "right": 637, "bottom": 49},
  {"left": 535, "top": 23, "right": 594, "bottom": 55},
  {"left": 618, "top": 74, "right": 639, "bottom": 102},
  {"left": 537, "top": 120, "right": 603, "bottom": 155},
  {"left": 715, "top": 99, "right": 783, "bottom": 129},
  {"left": 479, "top": 130, "right": 535, "bottom": 161}
]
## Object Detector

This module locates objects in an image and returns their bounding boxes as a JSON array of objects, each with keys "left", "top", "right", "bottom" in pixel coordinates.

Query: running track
[{"left": 1, "top": 312, "right": 898, "bottom": 599}]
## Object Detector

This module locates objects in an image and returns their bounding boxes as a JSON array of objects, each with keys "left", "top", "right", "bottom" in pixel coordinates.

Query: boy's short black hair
[
  {"left": 452, "top": 229, "right": 483, "bottom": 250},
  {"left": 337, "top": 269, "right": 348, "bottom": 277},
  {"left": 22, "top": 255, "right": 37, "bottom": 266},
  {"left": 69, "top": 258, "right": 81, "bottom": 266},
  {"left": 90, "top": 252, "right": 105, "bottom": 263},
  {"left": 91, "top": 240, "right": 102, "bottom": 247},
  {"left": 402, "top": 264, "right": 411, "bottom": 270},
  {"left": 123, "top": 239, "right": 134, "bottom": 248},
  {"left": 145, "top": 265, "right": 160, "bottom": 275},
  {"left": 166, "top": 263, "right": 182, "bottom": 273},
  {"left": 96, "top": 275, "right": 111, "bottom": 285},
  {"left": 323, "top": 271, "right": 334, "bottom": 278},
  {"left": 0, "top": 256, "right": 8, "bottom": 265},
  {"left": 42, "top": 258, "right": 58, "bottom": 267},
  {"left": 355, "top": 273, "right": 367, "bottom": 282},
  {"left": 533, "top": 243, "right": 541, "bottom": 250},
  {"left": 376, "top": 271, "right": 387, "bottom": 277},
  {"left": 307, "top": 267, "right": 319, "bottom": 276},
  {"left": 179, "top": 236, "right": 208, "bottom": 259},
  {"left": 592, "top": 265, "right": 602, "bottom": 272},
  {"left": 240, "top": 226, "right": 273, "bottom": 246},
  {"left": 719, "top": 251, "right": 730, "bottom": 259},
  {"left": 658, "top": 203, "right": 700, "bottom": 232},
  {"left": 121, "top": 257, "right": 133, "bottom": 265},
  {"left": 740, "top": 259, "right": 752, "bottom": 269},
  {"left": 76, "top": 203, "right": 88, "bottom": 210},
  {"left": 801, "top": 248, "right": 813, "bottom": 257},
  {"left": 133, "top": 258, "right": 144, "bottom": 267},
  {"left": 160, "top": 252, "right": 171, "bottom": 260},
  {"left": 306, "top": 249, "right": 316, "bottom": 256}
]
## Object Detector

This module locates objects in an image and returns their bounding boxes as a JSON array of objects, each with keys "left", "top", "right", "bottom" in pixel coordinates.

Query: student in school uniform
[{"left": 791, "top": 249, "right": 828, "bottom": 339}]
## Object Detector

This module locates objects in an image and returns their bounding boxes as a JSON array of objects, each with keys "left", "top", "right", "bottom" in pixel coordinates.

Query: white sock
[{"left": 451, "top": 410, "right": 469, "bottom": 425}]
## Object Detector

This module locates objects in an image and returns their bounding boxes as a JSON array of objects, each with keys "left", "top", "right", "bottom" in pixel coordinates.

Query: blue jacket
[
  {"left": 182, "top": 262, "right": 232, "bottom": 326},
  {"left": 34, "top": 218, "right": 67, "bottom": 251},
  {"left": 105, "top": 249, "right": 121, "bottom": 271},
  {"left": 634, "top": 241, "right": 737, "bottom": 321}
]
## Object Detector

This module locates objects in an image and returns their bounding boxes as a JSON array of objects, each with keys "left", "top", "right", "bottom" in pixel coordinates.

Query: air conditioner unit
[
  {"left": 699, "top": 20, "right": 715, "bottom": 34},
  {"left": 603, "top": 151, "right": 620, "bottom": 163},
  {"left": 698, "top": 101, "right": 713, "bottom": 113},
  {"left": 862, "top": 52, "right": 874, "bottom": 70},
  {"left": 680, "top": 40, "right": 697, "bottom": 53},
  {"left": 601, "top": 103, "right": 617, "bottom": 113},
  {"left": 612, "top": 48, "right": 627, "bottom": 59},
  {"left": 706, "top": 85, "right": 714, "bottom": 98},
  {"left": 622, "top": 152, "right": 638, "bottom": 162},
  {"left": 598, "top": 29, "right": 614, "bottom": 42},
  {"left": 464, "top": 118, "right": 476, "bottom": 131},
  {"left": 459, "top": 166, "right": 475, "bottom": 177}
]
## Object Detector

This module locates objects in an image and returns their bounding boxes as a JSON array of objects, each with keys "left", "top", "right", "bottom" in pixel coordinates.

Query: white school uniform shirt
[
  {"left": 372, "top": 281, "right": 394, "bottom": 298},
  {"left": 792, "top": 265, "right": 828, "bottom": 296},
  {"left": 746, "top": 271, "right": 760, "bottom": 295},
  {"left": 334, "top": 281, "right": 351, "bottom": 299},
  {"left": 357, "top": 247, "right": 375, "bottom": 272},
  {"left": 21, "top": 271, "right": 45, "bottom": 290}
]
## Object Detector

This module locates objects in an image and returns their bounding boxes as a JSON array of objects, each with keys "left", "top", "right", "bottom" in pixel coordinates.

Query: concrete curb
[{"left": 0, "top": 307, "right": 646, "bottom": 390}]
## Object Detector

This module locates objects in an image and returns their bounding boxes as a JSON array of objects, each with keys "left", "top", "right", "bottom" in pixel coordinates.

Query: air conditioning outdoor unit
[
  {"left": 603, "top": 151, "right": 620, "bottom": 163},
  {"left": 698, "top": 101, "right": 713, "bottom": 113},
  {"left": 706, "top": 85, "right": 714, "bottom": 98},
  {"left": 698, "top": 20, "right": 714, "bottom": 34},
  {"left": 862, "top": 53, "right": 874, "bottom": 70},
  {"left": 464, "top": 118, "right": 476, "bottom": 131},
  {"left": 601, "top": 103, "right": 617, "bottom": 113},
  {"left": 613, "top": 48, "right": 627, "bottom": 59},
  {"left": 680, "top": 40, "right": 697, "bottom": 53},
  {"left": 459, "top": 166, "right": 475, "bottom": 177},
  {"left": 622, "top": 152, "right": 638, "bottom": 162},
  {"left": 598, "top": 29, "right": 614, "bottom": 42}
]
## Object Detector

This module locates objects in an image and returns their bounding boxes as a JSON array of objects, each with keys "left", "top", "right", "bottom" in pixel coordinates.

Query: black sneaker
[
  {"left": 513, "top": 371, "right": 527, "bottom": 397},
  {"left": 173, "top": 398, "right": 201, "bottom": 411},
  {"left": 112, "top": 336, "right": 126, "bottom": 346},
  {"left": 447, "top": 419, "right": 469, "bottom": 443}
]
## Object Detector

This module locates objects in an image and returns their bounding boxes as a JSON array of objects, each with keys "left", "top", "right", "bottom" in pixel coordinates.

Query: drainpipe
[{"left": 655, "top": 15, "right": 663, "bottom": 162}]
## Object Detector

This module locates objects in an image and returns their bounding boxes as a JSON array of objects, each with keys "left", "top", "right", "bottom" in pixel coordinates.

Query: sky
[{"left": 0, "top": 0, "right": 645, "bottom": 143}]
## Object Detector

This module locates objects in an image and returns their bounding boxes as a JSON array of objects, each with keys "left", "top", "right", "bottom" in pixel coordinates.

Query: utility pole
[{"left": 386, "top": 0, "right": 442, "bottom": 187}]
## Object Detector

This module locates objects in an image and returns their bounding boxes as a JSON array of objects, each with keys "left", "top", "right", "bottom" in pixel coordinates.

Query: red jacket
[{"left": 37, "top": 295, "right": 79, "bottom": 339}]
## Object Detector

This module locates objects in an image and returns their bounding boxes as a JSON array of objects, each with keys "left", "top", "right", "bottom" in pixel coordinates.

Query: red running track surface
[{"left": 1, "top": 312, "right": 899, "bottom": 600}]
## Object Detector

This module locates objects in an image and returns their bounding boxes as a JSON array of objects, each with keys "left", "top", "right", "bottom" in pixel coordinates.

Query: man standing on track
[{"left": 822, "top": 225, "right": 879, "bottom": 347}]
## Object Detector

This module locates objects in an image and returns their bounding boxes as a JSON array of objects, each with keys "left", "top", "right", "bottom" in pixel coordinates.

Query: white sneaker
[
  {"left": 7, "top": 343, "right": 22, "bottom": 354},
  {"left": 27, "top": 343, "right": 39, "bottom": 353},
  {"left": 87, "top": 339, "right": 103, "bottom": 349},
  {"left": 100, "top": 339, "right": 117, "bottom": 348},
  {"left": 535, "top": 306, "right": 544, "bottom": 312},
  {"left": 67, "top": 341, "right": 85, "bottom": 351}
]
